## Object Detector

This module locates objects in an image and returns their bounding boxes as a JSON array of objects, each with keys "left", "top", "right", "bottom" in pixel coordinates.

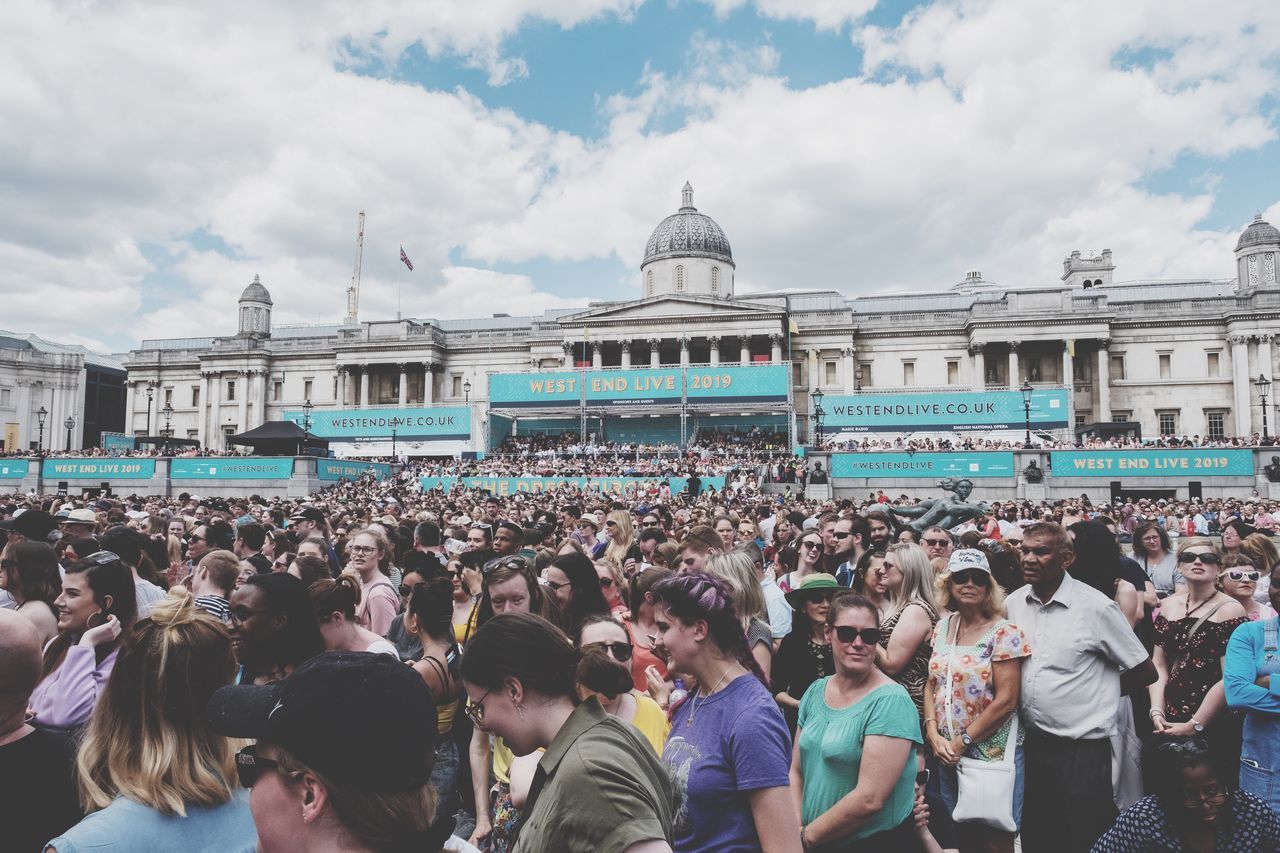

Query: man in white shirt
[{"left": 1005, "top": 522, "right": 1154, "bottom": 853}]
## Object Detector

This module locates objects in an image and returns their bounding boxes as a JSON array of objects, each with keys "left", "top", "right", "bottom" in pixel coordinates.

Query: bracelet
[
  {"left": 800, "top": 825, "right": 811, "bottom": 850},
  {"left": 1149, "top": 710, "right": 1166, "bottom": 719}
]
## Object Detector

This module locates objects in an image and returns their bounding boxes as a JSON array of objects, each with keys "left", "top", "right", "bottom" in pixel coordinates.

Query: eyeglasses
[
  {"left": 228, "top": 607, "right": 270, "bottom": 625},
  {"left": 541, "top": 578, "right": 570, "bottom": 591},
  {"left": 465, "top": 689, "right": 492, "bottom": 725},
  {"left": 831, "top": 625, "right": 882, "bottom": 645},
  {"left": 187, "top": 535, "right": 207, "bottom": 544},
  {"left": 800, "top": 541, "right": 822, "bottom": 551},
  {"left": 923, "top": 538, "right": 951, "bottom": 548},
  {"left": 348, "top": 544, "right": 377, "bottom": 555},
  {"left": 949, "top": 569, "right": 991, "bottom": 587},
  {"left": 1178, "top": 551, "right": 1221, "bottom": 565},
  {"left": 1181, "top": 783, "right": 1227, "bottom": 807},
  {"left": 235, "top": 745, "right": 284, "bottom": 788},
  {"left": 582, "top": 641, "right": 633, "bottom": 662},
  {"left": 399, "top": 582, "right": 423, "bottom": 597},
  {"left": 1223, "top": 569, "right": 1261, "bottom": 582}
]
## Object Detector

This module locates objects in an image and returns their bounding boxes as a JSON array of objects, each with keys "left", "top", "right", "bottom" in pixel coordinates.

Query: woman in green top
[{"left": 789, "top": 592, "right": 922, "bottom": 851}]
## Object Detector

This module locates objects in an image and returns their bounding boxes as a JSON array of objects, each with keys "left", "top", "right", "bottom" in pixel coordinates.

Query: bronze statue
[
  {"left": 1023, "top": 459, "right": 1044, "bottom": 483},
  {"left": 888, "top": 477, "right": 992, "bottom": 532},
  {"left": 1266, "top": 456, "right": 1280, "bottom": 483}
]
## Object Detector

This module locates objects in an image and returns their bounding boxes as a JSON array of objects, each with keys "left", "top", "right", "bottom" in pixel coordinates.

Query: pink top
[
  {"left": 28, "top": 644, "right": 119, "bottom": 729},
  {"left": 358, "top": 578, "right": 399, "bottom": 636}
]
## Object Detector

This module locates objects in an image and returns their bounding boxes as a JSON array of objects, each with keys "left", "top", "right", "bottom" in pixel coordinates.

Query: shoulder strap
[
  {"left": 1187, "top": 599, "right": 1230, "bottom": 643},
  {"left": 1265, "top": 618, "right": 1278, "bottom": 654}
]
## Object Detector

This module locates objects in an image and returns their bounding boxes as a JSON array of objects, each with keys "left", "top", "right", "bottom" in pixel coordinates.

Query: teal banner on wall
[
  {"left": 318, "top": 459, "right": 392, "bottom": 481},
  {"left": 488, "top": 364, "right": 789, "bottom": 408},
  {"left": 99, "top": 432, "right": 134, "bottom": 453},
  {"left": 284, "top": 407, "right": 470, "bottom": 442},
  {"left": 42, "top": 459, "right": 157, "bottom": 480},
  {"left": 825, "top": 389, "right": 1070, "bottom": 433},
  {"left": 1049, "top": 449, "right": 1255, "bottom": 478},
  {"left": 831, "top": 452, "right": 1016, "bottom": 479},
  {"left": 0, "top": 460, "right": 29, "bottom": 479},
  {"left": 170, "top": 458, "right": 294, "bottom": 480},
  {"left": 419, "top": 476, "right": 726, "bottom": 495}
]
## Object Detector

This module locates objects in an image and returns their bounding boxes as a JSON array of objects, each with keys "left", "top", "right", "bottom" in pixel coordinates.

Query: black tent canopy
[{"left": 228, "top": 421, "right": 329, "bottom": 457}]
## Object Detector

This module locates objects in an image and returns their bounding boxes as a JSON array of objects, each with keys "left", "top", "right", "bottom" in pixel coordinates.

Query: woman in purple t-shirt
[{"left": 651, "top": 572, "right": 800, "bottom": 852}]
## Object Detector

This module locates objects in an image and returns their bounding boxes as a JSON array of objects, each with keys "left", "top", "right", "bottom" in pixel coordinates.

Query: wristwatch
[
  {"left": 960, "top": 730, "right": 973, "bottom": 748},
  {"left": 1191, "top": 718, "right": 1205, "bottom": 733}
]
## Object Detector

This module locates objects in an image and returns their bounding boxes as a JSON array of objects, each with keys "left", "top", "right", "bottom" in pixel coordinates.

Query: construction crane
[{"left": 345, "top": 210, "right": 365, "bottom": 324}]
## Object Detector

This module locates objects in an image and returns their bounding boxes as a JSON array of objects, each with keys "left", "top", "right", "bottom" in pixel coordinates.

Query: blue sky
[{"left": 4, "top": 0, "right": 1280, "bottom": 350}]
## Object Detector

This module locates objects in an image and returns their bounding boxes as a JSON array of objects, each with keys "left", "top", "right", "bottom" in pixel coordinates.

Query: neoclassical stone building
[{"left": 123, "top": 190, "right": 1280, "bottom": 452}]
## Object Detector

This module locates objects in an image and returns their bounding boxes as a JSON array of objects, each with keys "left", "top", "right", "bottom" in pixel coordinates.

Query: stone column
[
  {"left": 337, "top": 366, "right": 348, "bottom": 407},
  {"left": 196, "top": 373, "right": 209, "bottom": 447},
  {"left": 739, "top": 335, "right": 751, "bottom": 365},
  {"left": 679, "top": 337, "right": 690, "bottom": 368},
  {"left": 561, "top": 342, "right": 573, "bottom": 368},
  {"left": 1232, "top": 335, "right": 1252, "bottom": 434},
  {"left": 423, "top": 363, "right": 434, "bottom": 404},
  {"left": 398, "top": 363, "right": 408, "bottom": 407},
  {"left": 207, "top": 372, "right": 221, "bottom": 448},
  {"left": 808, "top": 348, "right": 819, "bottom": 389},
  {"left": 358, "top": 365, "right": 369, "bottom": 408},
  {"left": 620, "top": 340, "right": 632, "bottom": 369},
  {"left": 1061, "top": 340, "right": 1074, "bottom": 390},
  {"left": 708, "top": 336, "right": 720, "bottom": 366},
  {"left": 841, "top": 346, "right": 856, "bottom": 392},
  {"left": 970, "top": 344, "right": 986, "bottom": 389},
  {"left": 257, "top": 369, "right": 269, "bottom": 427},
  {"left": 591, "top": 342, "right": 602, "bottom": 369},
  {"left": 770, "top": 334, "right": 783, "bottom": 364},
  {"left": 1097, "top": 340, "right": 1112, "bottom": 422},
  {"left": 124, "top": 380, "right": 135, "bottom": 436},
  {"left": 649, "top": 338, "right": 661, "bottom": 368},
  {"left": 1008, "top": 341, "right": 1021, "bottom": 387},
  {"left": 236, "top": 370, "right": 248, "bottom": 433},
  {"left": 1259, "top": 334, "right": 1275, "bottom": 382}
]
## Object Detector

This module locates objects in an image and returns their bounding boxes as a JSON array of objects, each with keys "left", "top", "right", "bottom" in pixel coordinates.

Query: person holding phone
[{"left": 28, "top": 552, "right": 138, "bottom": 731}]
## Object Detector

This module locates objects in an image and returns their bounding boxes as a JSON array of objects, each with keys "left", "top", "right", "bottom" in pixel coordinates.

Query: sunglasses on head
[
  {"left": 831, "top": 625, "right": 882, "bottom": 645},
  {"left": 84, "top": 550, "right": 122, "bottom": 565},
  {"left": 1223, "top": 569, "right": 1260, "bottom": 582},
  {"left": 1178, "top": 551, "right": 1221, "bottom": 565},
  {"left": 582, "top": 640, "right": 633, "bottom": 662},
  {"left": 949, "top": 569, "right": 991, "bottom": 587}
]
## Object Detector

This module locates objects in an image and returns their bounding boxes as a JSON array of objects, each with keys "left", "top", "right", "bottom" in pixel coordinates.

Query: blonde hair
[
  {"left": 76, "top": 587, "right": 238, "bottom": 815},
  {"left": 704, "top": 550, "right": 767, "bottom": 631},
  {"left": 348, "top": 527, "right": 393, "bottom": 576},
  {"left": 935, "top": 570, "right": 1007, "bottom": 619},
  {"left": 1176, "top": 536, "right": 1220, "bottom": 560},
  {"left": 1241, "top": 533, "right": 1280, "bottom": 573},
  {"left": 885, "top": 543, "right": 937, "bottom": 616},
  {"left": 165, "top": 534, "right": 183, "bottom": 567},
  {"left": 603, "top": 510, "right": 636, "bottom": 566}
]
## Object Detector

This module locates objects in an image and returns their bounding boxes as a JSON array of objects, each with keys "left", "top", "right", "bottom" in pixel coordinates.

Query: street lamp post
[
  {"left": 301, "top": 398, "right": 314, "bottom": 434},
  {"left": 161, "top": 403, "right": 174, "bottom": 439},
  {"left": 145, "top": 381, "right": 155, "bottom": 436},
  {"left": 64, "top": 415, "right": 76, "bottom": 451},
  {"left": 1256, "top": 374, "right": 1273, "bottom": 442},
  {"left": 811, "top": 388, "right": 825, "bottom": 447},
  {"left": 463, "top": 378, "right": 471, "bottom": 404},
  {"left": 1020, "top": 381, "right": 1034, "bottom": 448},
  {"left": 36, "top": 406, "right": 48, "bottom": 454},
  {"left": 389, "top": 416, "right": 403, "bottom": 460}
]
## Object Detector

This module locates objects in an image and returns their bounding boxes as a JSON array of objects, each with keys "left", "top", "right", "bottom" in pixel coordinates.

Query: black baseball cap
[
  {"left": 0, "top": 510, "right": 60, "bottom": 540},
  {"left": 207, "top": 652, "right": 436, "bottom": 792},
  {"left": 289, "top": 507, "right": 327, "bottom": 524}
]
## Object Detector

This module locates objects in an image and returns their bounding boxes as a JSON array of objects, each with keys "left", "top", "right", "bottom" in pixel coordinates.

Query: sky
[{"left": 4, "top": 0, "right": 1280, "bottom": 354}]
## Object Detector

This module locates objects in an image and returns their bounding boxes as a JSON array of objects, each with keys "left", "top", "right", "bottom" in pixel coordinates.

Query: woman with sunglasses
[
  {"left": 1218, "top": 554, "right": 1275, "bottom": 621},
  {"left": 227, "top": 572, "right": 324, "bottom": 685},
  {"left": 575, "top": 613, "right": 670, "bottom": 754},
  {"left": 773, "top": 574, "right": 837, "bottom": 732},
  {"left": 874, "top": 543, "right": 939, "bottom": 725},
  {"left": 47, "top": 589, "right": 255, "bottom": 853},
  {"left": 542, "top": 552, "right": 612, "bottom": 638},
  {"left": 777, "top": 529, "right": 824, "bottom": 594},
  {"left": 604, "top": 511, "right": 642, "bottom": 578},
  {"left": 790, "top": 591, "right": 922, "bottom": 850},
  {"left": 923, "top": 549, "right": 1030, "bottom": 853},
  {"left": 596, "top": 558, "right": 628, "bottom": 612},
  {"left": 29, "top": 553, "right": 138, "bottom": 731},
  {"left": 1148, "top": 538, "right": 1247, "bottom": 766}
]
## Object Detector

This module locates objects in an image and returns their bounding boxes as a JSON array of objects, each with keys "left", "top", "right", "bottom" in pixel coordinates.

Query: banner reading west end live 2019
[
  {"left": 1050, "top": 449, "right": 1255, "bottom": 478},
  {"left": 824, "top": 389, "right": 1070, "bottom": 433},
  {"left": 488, "top": 364, "right": 790, "bottom": 407},
  {"left": 419, "top": 476, "right": 726, "bottom": 495},
  {"left": 283, "top": 407, "right": 471, "bottom": 442}
]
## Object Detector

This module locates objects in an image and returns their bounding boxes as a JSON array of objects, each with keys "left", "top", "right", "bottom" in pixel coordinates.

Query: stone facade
[{"left": 0, "top": 332, "right": 125, "bottom": 452}]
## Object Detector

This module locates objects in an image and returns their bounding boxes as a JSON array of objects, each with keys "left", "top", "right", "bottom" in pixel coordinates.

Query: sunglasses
[
  {"left": 582, "top": 641, "right": 633, "bottom": 662},
  {"left": 235, "top": 745, "right": 283, "bottom": 788},
  {"left": 800, "top": 541, "right": 822, "bottom": 551},
  {"left": 1178, "top": 551, "right": 1221, "bottom": 565},
  {"left": 805, "top": 591, "right": 837, "bottom": 604},
  {"left": 1223, "top": 569, "right": 1261, "bottom": 582},
  {"left": 399, "top": 583, "right": 422, "bottom": 596},
  {"left": 831, "top": 625, "right": 882, "bottom": 645},
  {"left": 541, "top": 578, "right": 570, "bottom": 591},
  {"left": 923, "top": 538, "right": 951, "bottom": 548},
  {"left": 84, "top": 550, "right": 122, "bottom": 565},
  {"left": 465, "top": 689, "right": 492, "bottom": 725},
  {"left": 949, "top": 569, "right": 991, "bottom": 587},
  {"left": 642, "top": 520, "right": 661, "bottom": 527}
]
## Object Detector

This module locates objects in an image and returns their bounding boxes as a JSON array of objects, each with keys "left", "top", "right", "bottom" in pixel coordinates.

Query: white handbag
[{"left": 945, "top": 615, "right": 1020, "bottom": 833}]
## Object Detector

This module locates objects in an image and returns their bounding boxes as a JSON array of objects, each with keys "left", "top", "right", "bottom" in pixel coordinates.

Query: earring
[{"left": 515, "top": 703, "right": 526, "bottom": 720}]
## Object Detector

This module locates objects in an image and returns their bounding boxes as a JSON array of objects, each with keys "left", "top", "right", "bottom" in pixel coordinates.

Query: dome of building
[
  {"left": 1237, "top": 214, "right": 1280, "bottom": 252},
  {"left": 642, "top": 183, "right": 734, "bottom": 268},
  {"left": 239, "top": 274, "right": 273, "bottom": 305}
]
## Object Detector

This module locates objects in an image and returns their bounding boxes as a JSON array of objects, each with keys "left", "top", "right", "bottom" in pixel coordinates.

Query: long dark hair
[
  {"left": 550, "top": 553, "right": 611, "bottom": 635},
  {"left": 1067, "top": 520, "right": 1122, "bottom": 601},
  {"left": 649, "top": 572, "right": 767, "bottom": 688},
  {"left": 42, "top": 554, "right": 138, "bottom": 677},
  {"left": 1146, "top": 737, "right": 1235, "bottom": 827},
  {"left": 9, "top": 541, "right": 61, "bottom": 612},
  {"left": 1132, "top": 521, "right": 1171, "bottom": 559},
  {"left": 408, "top": 577, "right": 455, "bottom": 643},
  {"left": 460, "top": 613, "right": 579, "bottom": 701},
  {"left": 240, "top": 573, "right": 323, "bottom": 683}
]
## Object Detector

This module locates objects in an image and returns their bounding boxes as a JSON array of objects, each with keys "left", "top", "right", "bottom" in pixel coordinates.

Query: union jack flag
[{"left": 400, "top": 246, "right": 414, "bottom": 271}]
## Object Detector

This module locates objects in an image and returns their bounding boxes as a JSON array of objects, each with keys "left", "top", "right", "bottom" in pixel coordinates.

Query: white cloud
[{"left": 429, "top": 267, "right": 588, "bottom": 318}]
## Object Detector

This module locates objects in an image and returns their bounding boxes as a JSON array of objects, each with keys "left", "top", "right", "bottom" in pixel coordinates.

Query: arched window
[
  {"left": 675, "top": 265, "right": 685, "bottom": 292},
  {"left": 711, "top": 266, "right": 719, "bottom": 293},
  {"left": 646, "top": 269, "right": 654, "bottom": 296}
]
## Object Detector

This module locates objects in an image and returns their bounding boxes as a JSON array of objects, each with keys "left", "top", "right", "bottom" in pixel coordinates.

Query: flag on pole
[{"left": 399, "top": 246, "right": 414, "bottom": 271}]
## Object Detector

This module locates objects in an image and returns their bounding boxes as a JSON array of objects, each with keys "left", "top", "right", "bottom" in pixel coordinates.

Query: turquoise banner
[
  {"left": 1049, "top": 449, "right": 1255, "bottom": 478},
  {"left": 318, "top": 459, "right": 392, "bottom": 481},
  {"left": 419, "top": 476, "right": 726, "bottom": 495},
  {"left": 284, "top": 407, "right": 470, "bottom": 442},
  {"left": 170, "top": 458, "right": 294, "bottom": 480},
  {"left": 488, "top": 364, "right": 789, "bottom": 408},
  {"left": 42, "top": 459, "right": 156, "bottom": 480},
  {"left": 831, "top": 452, "right": 1016, "bottom": 479},
  {"left": 0, "top": 460, "right": 29, "bottom": 479},
  {"left": 100, "top": 432, "right": 134, "bottom": 452},
  {"left": 825, "top": 389, "right": 1069, "bottom": 433}
]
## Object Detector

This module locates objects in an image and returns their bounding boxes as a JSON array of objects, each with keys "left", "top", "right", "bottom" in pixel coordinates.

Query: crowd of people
[{"left": 6, "top": 469, "right": 1280, "bottom": 852}]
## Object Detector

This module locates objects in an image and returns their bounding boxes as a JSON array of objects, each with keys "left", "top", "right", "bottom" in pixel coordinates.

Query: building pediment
[{"left": 558, "top": 295, "right": 783, "bottom": 327}]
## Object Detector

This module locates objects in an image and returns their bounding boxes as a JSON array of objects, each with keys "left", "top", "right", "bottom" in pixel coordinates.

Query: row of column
[
  {"left": 565, "top": 335, "right": 785, "bottom": 369},
  {"left": 15, "top": 379, "right": 76, "bottom": 451},
  {"left": 1232, "top": 334, "right": 1274, "bottom": 435},
  {"left": 337, "top": 363, "right": 436, "bottom": 409},
  {"left": 197, "top": 369, "right": 268, "bottom": 447},
  {"left": 969, "top": 339, "right": 1112, "bottom": 421}
]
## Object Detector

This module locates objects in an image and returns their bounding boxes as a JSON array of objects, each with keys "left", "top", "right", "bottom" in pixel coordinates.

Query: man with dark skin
[{"left": 491, "top": 521, "right": 522, "bottom": 558}]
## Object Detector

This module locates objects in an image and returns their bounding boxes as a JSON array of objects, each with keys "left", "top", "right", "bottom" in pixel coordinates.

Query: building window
[
  {"left": 1207, "top": 351, "right": 1221, "bottom": 377},
  {"left": 164, "top": 387, "right": 172, "bottom": 406},
  {"left": 1113, "top": 411, "right": 1131, "bottom": 423},
  {"left": 1158, "top": 352, "right": 1171, "bottom": 380},
  {"left": 273, "top": 381, "right": 283, "bottom": 401},
  {"left": 858, "top": 362, "right": 872, "bottom": 388},
  {"left": 1075, "top": 412, "right": 1091, "bottom": 427},
  {"left": 191, "top": 386, "right": 200, "bottom": 407},
  {"left": 1207, "top": 411, "right": 1226, "bottom": 439},
  {"left": 674, "top": 265, "right": 685, "bottom": 292},
  {"left": 1158, "top": 411, "right": 1178, "bottom": 435},
  {"left": 1027, "top": 358, "right": 1042, "bottom": 383},
  {"left": 711, "top": 267, "right": 720, "bottom": 294},
  {"left": 793, "top": 361, "right": 804, "bottom": 388},
  {"left": 0, "top": 388, "right": 10, "bottom": 407},
  {"left": 303, "top": 379, "right": 313, "bottom": 400},
  {"left": 646, "top": 270, "right": 654, "bottom": 297},
  {"left": 824, "top": 361, "right": 837, "bottom": 386},
  {"left": 1109, "top": 354, "right": 1126, "bottom": 381},
  {"left": 451, "top": 375, "right": 462, "bottom": 398},
  {"left": 946, "top": 360, "right": 959, "bottom": 385},
  {"left": 903, "top": 361, "right": 915, "bottom": 386},
  {"left": 333, "top": 377, "right": 339, "bottom": 399},
  {"left": 226, "top": 380, "right": 236, "bottom": 401}
]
